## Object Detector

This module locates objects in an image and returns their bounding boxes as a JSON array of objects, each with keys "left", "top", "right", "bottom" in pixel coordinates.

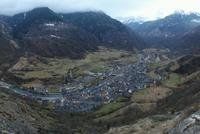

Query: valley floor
[
  {"left": 0, "top": 48, "right": 199, "bottom": 134},
  {"left": 0, "top": 51, "right": 153, "bottom": 112}
]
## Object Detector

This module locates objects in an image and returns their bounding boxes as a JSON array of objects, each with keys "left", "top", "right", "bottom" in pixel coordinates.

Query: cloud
[{"left": 0, "top": 0, "right": 200, "bottom": 20}]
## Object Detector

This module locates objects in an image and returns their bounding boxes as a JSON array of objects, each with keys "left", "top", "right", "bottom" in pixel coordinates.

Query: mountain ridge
[
  {"left": 0, "top": 7, "right": 144, "bottom": 59},
  {"left": 124, "top": 12, "right": 200, "bottom": 52}
]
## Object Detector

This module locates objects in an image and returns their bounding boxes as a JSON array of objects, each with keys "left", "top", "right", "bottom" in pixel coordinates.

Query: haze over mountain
[{"left": 1, "top": 0, "right": 200, "bottom": 21}]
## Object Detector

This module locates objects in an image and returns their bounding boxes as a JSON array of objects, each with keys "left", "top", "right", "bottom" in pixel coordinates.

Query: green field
[
  {"left": 162, "top": 73, "right": 183, "bottom": 87},
  {"left": 94, "top": 97, "right": 129, "bottom": 118},
  {"left": 9, "top": 47, "right": 137, "bottom": 91}
]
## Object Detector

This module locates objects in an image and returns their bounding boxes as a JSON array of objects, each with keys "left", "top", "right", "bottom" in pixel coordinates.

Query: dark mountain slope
[
  {"left": 9, "top": 7, "right": 63, "bottom": 39},
  {"left": 0, "top": 15, "right": 10, "bottom": 23},
  {"left": 3, "top": 8, "right": 144, "bottom": 58},
  {"left": 179, "top": 26, "right": 200, "bottom": 54},
  {"left": 21, "top": 23, "right": 98, "bottom": 58},
  {"left": 6, "top": 8, "right": 99, "bottom": 58},
  {"left": 61, "top": 11, "right": 145, "bottom": 50},
  {"left": 174, "top": 55, "right": 200, "bottom": 75},
  {"left": 0, "top": 23, "right": 18, "bottom": 70},
  {"left": 133, "top": 12, "right": 200, "bottom": 36}
]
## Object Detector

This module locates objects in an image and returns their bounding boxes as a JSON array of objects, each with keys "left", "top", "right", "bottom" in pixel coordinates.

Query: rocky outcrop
[{"left": 169, "top": 110, "right": 200, "bottom": 134}]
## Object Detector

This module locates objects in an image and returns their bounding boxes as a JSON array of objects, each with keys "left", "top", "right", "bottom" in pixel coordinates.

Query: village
[{"left": 0, "top": 51, "right": 167, "bottom": 112}]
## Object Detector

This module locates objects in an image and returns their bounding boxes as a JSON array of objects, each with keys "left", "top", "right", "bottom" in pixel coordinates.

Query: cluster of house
[{"left": 52, "top": 54, "right": 156, "bottom": 112}]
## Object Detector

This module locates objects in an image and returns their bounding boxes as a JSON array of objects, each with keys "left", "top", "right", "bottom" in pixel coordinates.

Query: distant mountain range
[
  {"left": 124, "top": 12, "right": 200, "bottom": 53},
  {"left": 0, "top": 7, "right": 144, "bottom": 60}
]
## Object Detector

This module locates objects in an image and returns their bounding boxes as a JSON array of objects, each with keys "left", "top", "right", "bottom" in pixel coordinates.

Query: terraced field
[{"left": 8, "top": 47, "right": 137, "bottom": 92}]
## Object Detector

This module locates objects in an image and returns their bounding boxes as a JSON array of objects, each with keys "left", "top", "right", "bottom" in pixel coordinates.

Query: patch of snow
[
  {"left": 191, "top": 113, "right": 200, "bottom": 121},
  {"left": 128, "top": 89, "right": 132, "bottom": 93},
  {"left": 174, "top": 10, "right": 191, "bottom": 16},
  {"left": 116, "top": 16, "right": 148, "bottom": 24},
  {"left": 50, "top": 35, "right": 61, "bottom": 39},
  {"left": 23, "top": 13, "right": 26, "bottom": 19},
  {"left": 191, "top": 19, "right": 200, "bottom": 23},
  {"left": 45, "top": 23, "right": 55, "bottom": 27},
  {"left": 10, "top": 40, "right": 20, "bottom": 49}
]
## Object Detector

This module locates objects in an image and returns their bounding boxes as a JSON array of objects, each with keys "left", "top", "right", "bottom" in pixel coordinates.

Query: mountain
[
  {"left": 179, "top": 26, "right": 200, "bottom": 54},
  {"left": 119, "top": 17, "right": 147, "bottom": 30},
  {"left": 119, "top": 17, "right": 146, "bottom": 24},
  {"left": 61, "top": 11, "right": 144, "bottom": 50},
  {"left": 0, "top": 8, "right": 144, "bottom": 59},
  {"left": 0, "top": 22, "right": 18, "bottom": 72},
  {"left": 8, "top": 8, "right": 97, "bottom": 58},
  {"left": 0, "top": 15, "right": 10, "bottom": 23},
  {"left": 125, "top": 12, "right": 200, "bottom": 50},
  {"left": 9, "top": 7, "right": 62, "bottom": 39}
]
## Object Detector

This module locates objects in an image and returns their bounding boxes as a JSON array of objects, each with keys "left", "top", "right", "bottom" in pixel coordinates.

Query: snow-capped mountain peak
[{"left": 117, "top": 16, "right": 148, "bottom": 24}]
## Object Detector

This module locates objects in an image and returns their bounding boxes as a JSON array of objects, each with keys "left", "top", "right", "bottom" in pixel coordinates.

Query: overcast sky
[{"left": 0, "top": 0, "right": 200, "bottom": 20}]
